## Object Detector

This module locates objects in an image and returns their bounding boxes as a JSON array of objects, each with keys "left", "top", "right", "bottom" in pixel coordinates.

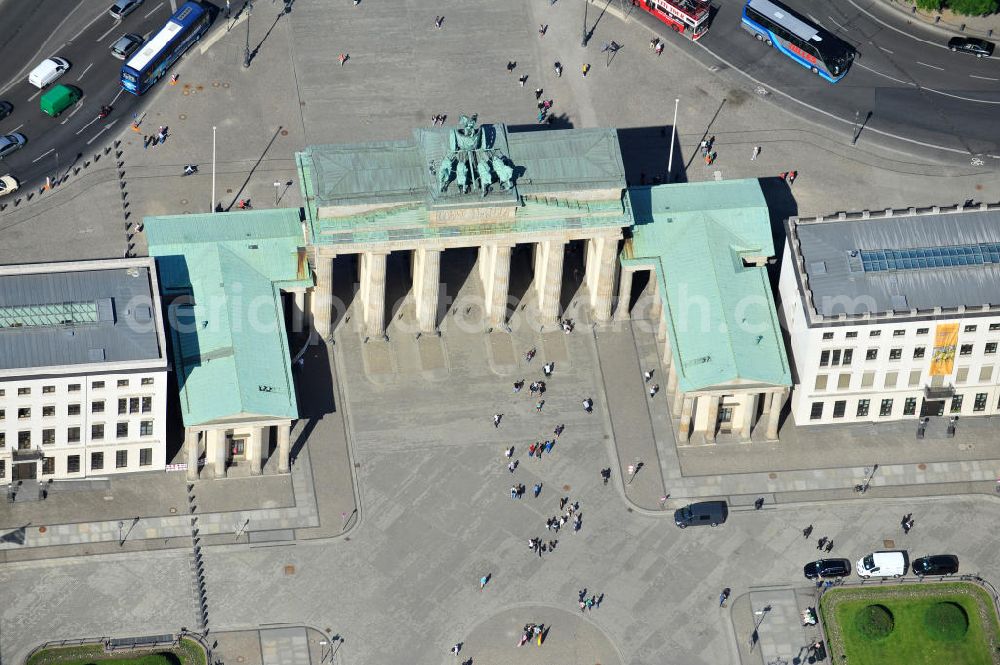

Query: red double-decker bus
[{"left": 637, "top": 0, "right": 711, "bottom": 40}]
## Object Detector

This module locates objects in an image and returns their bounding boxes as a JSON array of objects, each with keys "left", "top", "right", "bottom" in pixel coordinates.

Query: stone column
[
  {"left": 534, "top": 240, "right": 566, "bottom": 325},
  {"left": 700, "top": 395, "right": 720, "bottom": 443},
  {"left": 739, "top": 393, "right": 758, "bottom": 441},
  {"left": 648, "top": 275, "right": 663, "bottom": 322},
  {"left": 672, "top": 388, "right": 685, "bottom": 417},
  {"left": 480, "top": 244, "right": 512, "bottom": 328},
  {"left": 249, "top": 427, "right": 265, "bottom": 476},
  {"left": 185, "top": 429, "right": 200, "bottom": 481},
  {"left": 311, "top": 253, "right": 334, "bottom": 343},
  {"left": 661, "top": 328, "right": 672, "bottom": 369},
  {"left": 360, "top": 251, "right": 388, "bottom": 337},
  {"left": 678, "top": 395, "right": 694, "bottom": 443},
  {"left": 277, "top": 423, "right": 291, "bottom": 474},
  {"left": 413, "top": 247, "right": 442, "bottom": 333},
  {"left": 614, "top": 267, "right": 633, "bottom": 320},
  {"left": 666, "top": 364, "right": 678, "bottom": 397},
  {"left": 657, "top": 315, "right": 668, "bottom": 343},
  {"left": 207, "top": 429, "right": 226, "bottom": 479},
  {"left": 585, "top": 235, "right": 619, "bottom": 322},
  {"left": 291, "top": 291, "right": 305, "bottom": 333},
  {"left": 766, "top": 389, "right": 787, "bottom": 440}
]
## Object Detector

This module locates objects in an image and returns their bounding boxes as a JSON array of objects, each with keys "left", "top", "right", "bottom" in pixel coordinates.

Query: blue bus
[
  {"left": 121, "top": 1, "right": 210, "bottom": 94},
  {"left": 741, "top": 0, "right": 856, "bottom": 83}
]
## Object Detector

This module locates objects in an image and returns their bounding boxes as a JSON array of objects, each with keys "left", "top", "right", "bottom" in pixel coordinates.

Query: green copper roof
[
  {"left": 624, "top": 179, "right": 790, "bottom": 392},
  {"left": 145, "top": 210, "right": 307, "bottom": 427}
]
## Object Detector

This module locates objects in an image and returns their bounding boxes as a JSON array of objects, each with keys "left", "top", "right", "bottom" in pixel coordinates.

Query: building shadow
[
  {"left": 616, "top": 126, "right": 680, "bottom": 187},
  {"left": 289, "top": 340, "right": 337, "bottom": 460}
]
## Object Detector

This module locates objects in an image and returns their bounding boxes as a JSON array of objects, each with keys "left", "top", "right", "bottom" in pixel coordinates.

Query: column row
[{"left": 185, "top": 423, "right": 292, "bottom": 480}]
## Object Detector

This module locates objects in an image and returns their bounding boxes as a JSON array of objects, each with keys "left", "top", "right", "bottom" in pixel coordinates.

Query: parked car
[
  {"left": 39, "top": 85, "right": 82, "bottom": 117},
  {"left": 0, "top": 133, "right": 26, "bottom": 159},
  {"left": 109, "top": 0, "right": 144, "bottom": 20},
  {"left": 674, "top": 500, "right": 728, "bottom": 528},
  {"left": 0, "top": 101, "right": 11, "bottom": 120},
  {"left": 28, "top": 57, "right": 70, "bottom": 89},
  {"left": 110, "top": 33, "right": 144, "bottom": 60},
  {"left": 948, "top": 37, "right": 994, "bottom": 58},
  {"left": 856, "top": 550, "right": 908, "bottom": 578},
  {"left": 803, "top": 558, "right": 852, "bottom": 579},
  {"left": 0, "top": 174, "right": 18, "bottom": 197},
  {"left": 912, "top": 554, "right": 959, "bottom": 577}
]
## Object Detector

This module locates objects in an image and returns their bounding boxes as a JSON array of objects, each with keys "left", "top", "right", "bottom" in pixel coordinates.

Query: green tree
[
  {"left": 946, "top": 0, "right": 999, "bottom": 15},
  {"left": 916, "top": 0, "right": 943, "bottom": 10}
]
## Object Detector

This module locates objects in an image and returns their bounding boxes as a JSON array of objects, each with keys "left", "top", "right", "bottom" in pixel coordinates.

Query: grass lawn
[
  {"left": 26, "top": 638, "right": 206, "bottom": 665},
  {"left": 820, "top": 583, "right": 1000, "bottom": 665}
]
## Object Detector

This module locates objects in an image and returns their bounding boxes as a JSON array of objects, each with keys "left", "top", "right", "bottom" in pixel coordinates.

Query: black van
[{"left": 674, "top": 500, "right": 728, "bottom": 528}]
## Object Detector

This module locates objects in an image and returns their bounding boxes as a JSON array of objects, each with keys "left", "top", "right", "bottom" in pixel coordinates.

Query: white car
[
  {"left": 856, "top": 550, "right": 908, "bottom": 578},
  {"left": 27, "top": 57, "right": 70, "bottom": 89},
  {"left": 0, "top": 174, "right": 19, "bottom": 197}
]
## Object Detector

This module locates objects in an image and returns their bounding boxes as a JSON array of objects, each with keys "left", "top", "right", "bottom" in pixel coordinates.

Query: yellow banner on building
[{"left": 930, "top": 323, "right": 958, "bottom": 376}]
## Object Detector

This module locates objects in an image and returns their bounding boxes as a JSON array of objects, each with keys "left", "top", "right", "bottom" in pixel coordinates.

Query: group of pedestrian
[
  {"left": 546, "top": 498, "right": 582, "bottom": 532},
  {"left": 527, "top": 536, "right": 556, "bottom": 557},
  {"left": 528, "top": 439, "right": 556, "bottom": 457},
  {"left": 901, "top": 513, "right": 915, "bottom": 534},
  {"left": 517, "top": 623, "right": 545, "bottom": 647},
  {"left": 430, "top": 114, "right": 448, "bottom": 126},
  {"left": 700, "top": 136, "right": 717, "bottom": 166},
  {"left": 802, "top": 524, "right": 834, "bottom": 551},
  {"left": 578, "top": 588, "right": 604, "bottom": 611},
  {"left": 779, "top": 170, "right": 798, "bottom": 185},
  {"left": 143, "top": 125, "right": 169, "bottom": 149}
]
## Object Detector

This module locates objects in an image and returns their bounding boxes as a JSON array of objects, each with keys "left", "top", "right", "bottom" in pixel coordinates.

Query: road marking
[
  {"left": 60, "top": 103, "right": 85, "bottom": 125},
  {"left": 32, "top": 148, "right": 55, "bottom": 164},
  {"left": 854, "top": 62, "right": 914, "bottom": 86},
  {"left": 76, "top": 63, "right": 94, "bottom": 81},
  {"left": 916, "top": 61, "right": 944, "bottom": 71},
  {"left": 76, "top": 114, "right": 103, "bottom": 135},
  {"left": 145, "top": 2, "right": 166, "bottom": 19},
  {"left": 970, "top": 74, "right": 999, "bottom": 81},
  {"left": 110, "top": 88, "right": 126, "bottom": 105},
  {"left": 97, "top": 22, "right": 122, "bottom": 43},
  {"left": 9, "top": 123, "right": 24, "bottom": 133},
  {"left": 87, "top": 120, "right": 119, "bottom": 146},
  {"left": 26, "top": 89, "right": 41, "bottom": 102},
  {"left": 878, "top": 46, "right": 894, "bottom": 54},
  {"left": 827, "top": 16, "right": 848, "bottom": 31}
]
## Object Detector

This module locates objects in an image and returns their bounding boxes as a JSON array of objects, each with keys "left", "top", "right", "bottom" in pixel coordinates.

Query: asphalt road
[{"left": 0, "top": 0, "right": 186, "bottom": 186}]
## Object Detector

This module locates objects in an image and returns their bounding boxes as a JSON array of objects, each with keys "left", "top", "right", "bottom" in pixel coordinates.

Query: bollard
[
  {"left": 117, "top": 160, "right": 124, "bottom": 168},
  {"left": 120, "top": 180, "right": 126, "bottom": 189},
  {"left": 104, "top": 146, "right": 111, "bottom": 155},
  {"left": 960, "top": 23, "right": 966, "bottom": 31},
  {"left": 94, "top": 153, "right": 101, "bottom": 163},
  {"left": 136, "top": 222, "right": 144, "bottom": 232},
  {"left": 114, "top": 140, "right": 121, "bottom": 148},
  {"left": 84, "top": 160, "right": 90, "bottom": 168},
  {"left": 74, "top": 167, "right": 80, "bottom": 175}
]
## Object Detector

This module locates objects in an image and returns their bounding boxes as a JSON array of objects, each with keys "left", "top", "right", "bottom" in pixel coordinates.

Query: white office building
[
  {"left": 0, "top": 258, "right": 169, "bottom": 487},
  {"left": 780, "top": 204, "right": 1000, "bottom": 426}
]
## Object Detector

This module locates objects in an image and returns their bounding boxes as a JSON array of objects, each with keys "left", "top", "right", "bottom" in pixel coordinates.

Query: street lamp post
[
  {"left": 748, "top": 604, "right": 772, "bottom": 652},
  {"left": 274, "top": 181, "right": 281, "bottom": 206},
  {"left": 243, "top": 1, "right": 254, "bottom": 68},
  {"left": 581, "top": 0, "right": 589, "bottom": 47}
]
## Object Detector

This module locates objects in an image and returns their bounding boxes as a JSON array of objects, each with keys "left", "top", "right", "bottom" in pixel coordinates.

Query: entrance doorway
[
  {"left": 13, "top": 462, "right": 36, "bottom": 481},
  {"left": 920, "top": 399, "right": 945, "bottom": 417}
]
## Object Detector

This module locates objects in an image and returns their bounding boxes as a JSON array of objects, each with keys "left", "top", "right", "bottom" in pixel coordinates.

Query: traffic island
[
  {"left": 819, "top": 581, "right": 1000, "bottom": 664},
  {"left": 25, "top": 637, "right": 207, "bottom": 665}
]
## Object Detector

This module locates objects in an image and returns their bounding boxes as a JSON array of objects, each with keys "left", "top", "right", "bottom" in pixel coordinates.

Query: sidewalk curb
[{"left": 878, "top": 0, "right": 999, "bottom": 40}]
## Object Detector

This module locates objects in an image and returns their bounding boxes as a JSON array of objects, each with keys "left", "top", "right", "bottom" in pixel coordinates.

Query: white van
[
  {"left": 28, "top": 57, "right": 70, "bottom": 89},
  {"left": 856, "top": 550, "right": 908, "bottom": 578}
]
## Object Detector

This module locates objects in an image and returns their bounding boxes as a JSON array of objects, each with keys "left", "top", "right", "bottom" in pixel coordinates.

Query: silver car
[
  {"left": 0, "top": 133, "right": 26, "bottom": 159},
  {"left": 109, "top": 0, "right": 143, "bottom": 20},
  {"left": 111, "top": 33, "right": 144, "bottom": 60}
]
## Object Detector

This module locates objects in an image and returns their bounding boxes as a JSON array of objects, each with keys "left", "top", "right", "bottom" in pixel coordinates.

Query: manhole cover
[
  {"left": 917, "top": 463, "right": 927, "bottom": 470},
  {"left": 237, "top": 658, "right": 244, "bottom": 663},
  {"left": 179, "top": 113, "right": 187, "bottom": 120},
  {"left": 626, "top": 507, "right": 633, "bottom": 512},
  {"left": 281, "top": 130, "right": 288, "bottom": 136},
  {"left": 39, "top": 526, "right": 47, "bottom": 534},
  {"left": 213, "top": 81, "right": 221, "bottom": 88},
  {"left": 182, "top": 90, "right": 190, "bottom": 96},
  {"left": 883, "top": 539, "right": 895, "bottom": 548},
  {"left": 170, "top": 507, "right": 177, "bottom": 514},
  {"left": 223, "top": 82, "right": 230, "bottom": 88},
  {"left": 196, "top": 85, "right": 204, "bottom": 91},
  {"left": 180, "top": 199, "right": 188, "bottom": 205},
  {"left": 768, "top": 472, "right": 777, "bottom": 479},
  {"left": 284, "top": 565, "right": 295, "bottom": 575},
  {"left": 562, "top": 484, "right": 571, "bottom": 491},
  {"left": 354, "top": 462, "right": 361, "bottom": 468},
  {"left": 226, "top": 188, "right": 233, "bottom": 193}
]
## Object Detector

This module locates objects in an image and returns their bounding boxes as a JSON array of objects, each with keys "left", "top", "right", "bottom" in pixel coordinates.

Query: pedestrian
[
  {"left": 225, "top": 0, "right": 231, "bottom": 17},
  {"left": 719, "top": 588, "right": 730, "bottom": 607},
  {"left": 705, "top": 152, "right": 715, "bottom": 166},
  {"left": 518, "top": 483, "right": 525, "bottom": 497},
  {"left": 700, "top": 139, "right": 708, "bottom": 156},
  {"left": 816, "top": 536, "right": 828, "bottom": 550},
  {"left": 528, "top": 442, "right": 537, "bottom": 457},
  {"left": 451, "top": 644, "right": 461, "bottom": 656},
  {"left": 649, "top": 384, "right": 659, "bottom": 398},
  {"left": 434, "top": 16, "right": 444, "bottom": 28},
  {"left": 353, "top": 0, "right": 360, "bottom": 4},
  {"left": 560, "top": 496, "right": 568, "bottom": 510},
  {"left": 554, "top": 423, "right": 564, "bottom": 437},
  {"left": 585, "top": 596, "right": 594, "bottom": 611},
  {"left": 535, "top": 399, "right": 544, "bottom": 412},
  {"left": 508, "top": 460, "right": 517, "bottom": 473},
  {"left": 544, "top": 440, "right": 554, "bottom": 454},
  {"left": 505, "top": 446, "right": 514, "bottom": 458},
  {"left": 554, "top": 62, "right": 563, "bottom": 77},
  {"left": 803, "top": 524, "right": 813, "bottom": 538},
  {"left": 579, "top": 599, "right": 586, "bottom": 611},
  {"left": 507, "top": 61, "right": 516, "bottom": 73},
  {"left": 514, "top": 379, "right": 523, "bottom": 393},
  {"left": 535, "top": 87, "right": 543, "bottom": 100},
  {"left": 338, "top": 53, "right": 349, "bottom": 66},
  {"left": 825, "top": 539, "right": 834, "bottom": 553},
  {"left": 493, "top": 413, "right": 502, "bottom": 428},
  {"left": 582, "top": 63, "right": 590, "bottom": 77},
  {"left": 549, "top": 539, "right": 557, "bottom": 550},
  {"left": 788, "top": 170, "right": 797, "bottom": 185},
  {"left": 583, "top": 398, "right": 593, "bottom": 413},
  {"left": 574, "top": 515, "right": 582, "bottom": 531},
  {"left": 644, "top": 370, "right": 653, "bottom": 382},
  {"left": 543, "top": 362, "right": 554, "bottom": 376},
  {"left": 778, "top": 171, "right": 788, "bottom": 182},
  {"left": 650, "top": 37, "right": 659, "bottom": 50},
  {"left": 655, "top": 41, "right": 664, "bottom": 56},
  {"left": 754, "top": 497, "right": 765, "bottom": 510},
  {"left": 601, "top": 468, "right": 611, "bottom": 485},
  {"left": 526, "top": 347, "right": 536, "bottom": 362},
  {"left": 511, "top": 486, "right": 518, "bottom": 499},
  {"left": 480, "top": 574, "right": 489, "bottom": 590},
  {"left": 533, "top": 482, "right": 542, "bottom": 497},
  {"left": 539, "top": 24, "right": 548, "bottom": 36},
  {"left": 903, "top": 519, "right": 912, "bottom": 534},
  {"left": 519, "top": 74, "right": 528, "bottom": 87},
  {"left": 751, "top": 145, "right": 761, "bottom": 160},
  {"left": 537, "top": 110, "right": 546, "bottom": 123}
]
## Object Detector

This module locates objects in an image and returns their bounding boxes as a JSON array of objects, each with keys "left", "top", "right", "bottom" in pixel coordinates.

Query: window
[
  {"left": 842, "top": 349, "right": 853, "bottom": 366},
  {"left": 141, "top": 377, "right": 154, "bottom": 386},
  {"left": 838, "top": 373, "right": 851, "bottom": 390},
  {"left": 857, "top": 399, "right": 871, "bottom": 417},
  {"left": 67, "top": 427, "right": 80, "bottom": 443},
  {"left": 951, "top": 395, "right": 964, "bottom": 413},
  {"left": 18, "top": 407, "right": 30, "bottom": 419},
  {"left": 903, "top": 397, "right": 917, "bottom": 416},
  {"left": 961, "top": 344, "right": 974, "bottom": 356},
  {"left": 861, "top": 371, "right": 875, "bottom": 389},
  {"left": 116, "top": 422, "right": 129, "bottom": 439},
  {"left": 92, "top": 401, "right": 105, "bottom": 414},
  {"left": 810, "top": 402, "right": 824, "bottom": 420},
  {"left": 832, "top": 400, "right": 846, "bottom": 418},
  {"left": 909, "top": 369, "right": 922, "bottom": 387},
  {"left": 42, "top": 405, "right": 55, "bottom": 417},
  {"left": 67, "top": 455, "right": 80, "bottom": 473},
  {"left": 92, "top": 381, "right": 104, "bottom": 389},
  {"left": 140, "top": 420, "right": 153, "bottom": 436},
  {"left": 141, "top": 396, "right": 152, "bottom": 413},
  {"left": 870, "top": 330, "right": 882, "bottom": 337},
  {"left": 991, "top": 323, "right": 1000, "bottom": 332},
  {"left": 974, "top": 393, "right": 988, "bottom": 412},
  {"left": 820, "top": 350, "right": 830, "bottom": 367},
  {"left": 42, "top": 457, "right": 55, "bottom": 475},
  {"left": 68, "top": 383, "right": 80, "bottom": 392},
  {"left": 0, "top": 409, "right": 4, "bottom": 421},
  {"left": 815, "top": 375, "right": 829, "bottom": 391},
  {"left": 884, "top": 371, "right": 898, "bottom": 389},
  {"left": 822, "top": 332, "right": 834, "bottom": 340},
  {"left": 42, "top": 429, "right": 55, "bottom": 445},
  {"left": 957, "top": 367, "right": 969, "bottom": 384},
  {"left": 18, "top": 431, "right": 30, "bottom": 447},
  {"left": 91, "top": 451, "right": 104, "bottom": 471},
  {"left": 965, "top": 325, "right": 978, "bottom": 333},
  {"left": 913, "top": 347, "right": 926, "bottom": 359},
  {"left": 42, "top": 385, "right": 55, "bottom": 394},
  {"left": 17, "top": 387, "right": 30, "bottom": 396},
  {"left": 889, "top": 348, "right": 902, "bottom": 361},
  {"left": 831, "top": 350, "right": 842, "bottom": 366},
  {"left": 116, "top": 450, "right": 128, "bottom": 468},
  {"left": 118, "top": 398, "right": 127, "bottom": 415},
  {"left": 0, "top": 433, "right": 4, "bottom": 447},
  {"left": 91, "top": 424, "right": 104, "bottom": 440},
  {"left": 129, "top": 397, "right": 140, "bottom": 414},
  {"left": 981, "top": 366, "right": 994, "bottom": 383},
  {"left": 846, "top": 331, "right": 858, "bottom": 339},
  {"left": 987, "top": 342, "right": 997, "bottom": 355},
  {"left": 917, "top": 328, "right": 929, "bottom": 335},
  {"left": 866, "top": 349, "right": 878, "bottom": 361},
  {"left": 117, "top": 379, "right": 129, "bottom": 388},
  {"left": 879, "top": 399, "right": 894, "bottom": 417},
  {"left": 139, "top": 448, "right": 153, "bottom": 466},
  {"left": 68, "top": 403, "right": 80, "bottom": 416},
  {"left": 893, "top": 329, "right": 905, "bottom": 337},
  {"left": 0, "top": 460, "right": 4, "bottom": 479}
]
